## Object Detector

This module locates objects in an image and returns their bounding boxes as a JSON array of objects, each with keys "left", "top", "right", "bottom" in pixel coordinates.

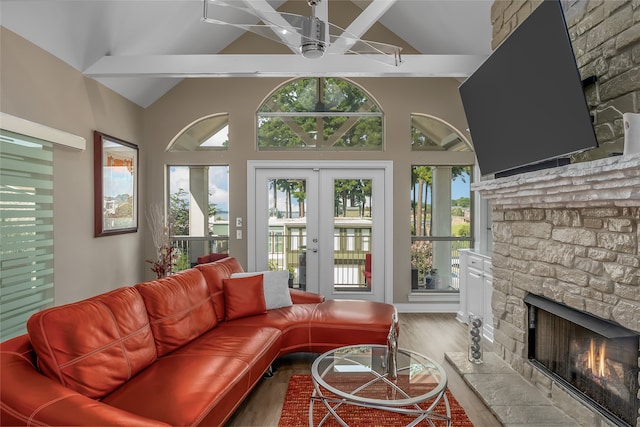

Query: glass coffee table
[{"left": 310, "top": 344, "right": 450, "bottom": 427}]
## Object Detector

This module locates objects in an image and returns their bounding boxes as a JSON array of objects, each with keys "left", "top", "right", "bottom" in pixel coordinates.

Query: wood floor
[{"left": 225, "top": 313, "right": 501, "bottom": 426}]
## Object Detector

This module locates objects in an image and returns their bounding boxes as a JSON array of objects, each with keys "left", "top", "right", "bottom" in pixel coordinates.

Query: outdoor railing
[
  {"left": 169, "top": 234, "right": 469, "bottom": 292},
  {"left": 267, "top": 232, "right": 371, "bottom": 291},
  {"left": 171, "top": 236, "right": 230, "bottom": 270}
]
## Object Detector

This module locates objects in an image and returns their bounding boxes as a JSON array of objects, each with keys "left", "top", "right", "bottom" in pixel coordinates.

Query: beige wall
[
  {"left": 1, "top": 26, "right": 475, "bottom": 306},
  {"left": 144, "top": 76, "right": 475, "bottom": 303},
  {"left": 0, "top": 28, "right": 145, "bottom": 305}
]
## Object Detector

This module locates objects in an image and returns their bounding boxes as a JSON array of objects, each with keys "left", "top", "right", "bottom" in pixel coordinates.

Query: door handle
[{"left": 311, "top": 248, "right": 318, "bottom": 253}]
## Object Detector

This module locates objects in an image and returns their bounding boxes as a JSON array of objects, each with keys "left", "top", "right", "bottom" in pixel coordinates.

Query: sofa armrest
[
  {"left": 289, "top": 288, "right": 325, "bottom": 304},
  {"left": 1, "top": 350, "right": 169, "bottom": 427}
]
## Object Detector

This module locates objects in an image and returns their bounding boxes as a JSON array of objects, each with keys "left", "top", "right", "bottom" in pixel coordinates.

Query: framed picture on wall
[{"left": 94, "top": 131, "right": 138, "bottom": 237}]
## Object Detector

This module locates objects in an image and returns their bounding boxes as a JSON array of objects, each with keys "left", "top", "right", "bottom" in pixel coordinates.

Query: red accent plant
[
  {"left": 146, "top": 244, "right": 175, "bottom": 279},
  {"left": 146, "top": 204, "right": 175, "bottom": 278}
]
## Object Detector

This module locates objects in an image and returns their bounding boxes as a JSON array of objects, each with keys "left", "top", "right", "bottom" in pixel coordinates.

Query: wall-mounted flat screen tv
[{"left": 459, "top": 0, "right": 598, "bottom": 177}]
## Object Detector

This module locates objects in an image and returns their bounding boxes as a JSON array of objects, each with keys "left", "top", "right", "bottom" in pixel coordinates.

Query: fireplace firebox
[{"left": 526, "top": 294, "right": 640, "bottom": 427}]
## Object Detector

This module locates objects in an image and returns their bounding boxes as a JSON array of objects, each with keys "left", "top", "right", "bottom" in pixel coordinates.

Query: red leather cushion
[
  {"left": 196, "top": 254, "right": 211, "bottom": 264},
  {"left": 196, "top": 253, "right": 228, "bottom": 265},
  {"left": 309, "top": 300, "right": 396, "bottom": 353},
  {"left": 222, "top": 275, "right": 266, "bottom": 321},
  {"left": 195, "top": 257, "right": 244, "bottom": 322},
  {"left": 209, "top": 253, "right": 229, "bottom": 262},
  {"left": 26, "top": 287, "right": 157, "bottom": 399},
  {"left": 136, "top": 269, "right": 217, "bottom": 357},
  {"left": 103, "top": 354, "right": 253, "bottom": 426},
  {"left": 228, "top": 304, "right": 318, "bottom": 354}
]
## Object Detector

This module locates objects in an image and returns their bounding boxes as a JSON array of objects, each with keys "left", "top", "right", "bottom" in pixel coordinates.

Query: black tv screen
[{"left": 459, "top": 0, "right": 598, "bottom": 177}]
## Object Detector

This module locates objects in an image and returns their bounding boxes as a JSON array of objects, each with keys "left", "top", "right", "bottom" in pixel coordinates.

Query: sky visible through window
[
  {"left": 452, "top": 173, "right": 470, "bottom": 200},
  {"left": 169, "top": 165, "right": 229, "bottom": 219},
  {"left": 413, "top": 170, "right": 471, "bottom": 204}
]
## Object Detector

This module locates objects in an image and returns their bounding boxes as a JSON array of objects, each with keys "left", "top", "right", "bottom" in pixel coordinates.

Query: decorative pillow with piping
[
  {"left": 195, "top": 257, "right": 244, "bottom": 322},
  {"left": 230, "top": 270, "right": 293, "bottom": 310},
  {"left": 222, "top": 275, "right": 267, "bottom": 321}
]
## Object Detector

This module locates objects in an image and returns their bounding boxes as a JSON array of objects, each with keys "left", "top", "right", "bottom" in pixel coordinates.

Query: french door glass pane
[
  {"left": 267, "top": 178, "right": 307, "bottom": 289},
  {"left": 333, "top": 179, "right": 372, "bottom": 292}
]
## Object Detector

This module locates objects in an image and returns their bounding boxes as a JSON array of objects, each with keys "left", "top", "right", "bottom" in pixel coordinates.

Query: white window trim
[{"left": 0, "top": 113, "right": 85, "bottom": 151}]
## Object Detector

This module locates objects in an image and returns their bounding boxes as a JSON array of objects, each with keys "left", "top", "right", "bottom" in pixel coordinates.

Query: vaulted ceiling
[{"left": 0, "top": 0, "right": 493, "bottom": 108}]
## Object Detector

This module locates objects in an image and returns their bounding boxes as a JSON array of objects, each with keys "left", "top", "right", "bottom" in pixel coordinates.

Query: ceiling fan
[{"left": 202, "top": 0, "right": 403, "bottom": 66}]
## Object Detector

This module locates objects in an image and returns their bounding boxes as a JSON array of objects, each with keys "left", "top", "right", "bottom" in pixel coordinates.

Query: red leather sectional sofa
[{"left": 0, "top": 257, "right": 396, "bottom": 426}]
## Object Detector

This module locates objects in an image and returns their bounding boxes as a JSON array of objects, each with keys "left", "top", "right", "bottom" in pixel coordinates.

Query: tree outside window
[
  {"left": 168, "top": 165, "right": 229, "bottom": 271},
  {"left": 410, "top": 165, "right": 472, "bottom": 291},
  {"left": 258, "top": 78, "right": 383, "bottom": 151}
]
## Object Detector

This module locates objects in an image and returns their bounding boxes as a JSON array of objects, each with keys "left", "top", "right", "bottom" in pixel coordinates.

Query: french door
[{"left": 248, "top": 161, "right": 392, "bottom": 303}]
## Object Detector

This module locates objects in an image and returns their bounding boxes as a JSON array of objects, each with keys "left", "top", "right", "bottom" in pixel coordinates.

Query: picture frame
[{"left": 94, "top": 131, "right": 138, "bottom": 237}]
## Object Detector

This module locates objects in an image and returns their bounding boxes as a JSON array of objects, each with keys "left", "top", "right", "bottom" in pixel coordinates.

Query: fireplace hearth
[{"left": 526, "top": 294, "right": 640, "bottom": 427}]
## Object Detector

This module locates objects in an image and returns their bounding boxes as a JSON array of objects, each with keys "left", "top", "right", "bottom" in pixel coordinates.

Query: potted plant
[
  {"left": 425, "top": 268, "right": 438, "bottom": 289},
  {"left": 146, "top": 204, "right": 176, "bottom": 279},
  {"left": 410, "top": 241, "right": 433, "bottom": 289}
]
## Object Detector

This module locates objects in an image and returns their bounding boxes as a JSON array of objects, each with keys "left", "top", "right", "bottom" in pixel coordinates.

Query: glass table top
[{"left": 311, "top": 344, "right": 447, "bottom": 406}]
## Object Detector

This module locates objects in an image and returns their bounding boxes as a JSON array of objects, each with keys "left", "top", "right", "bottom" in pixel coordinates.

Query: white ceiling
[{"left": 0, "top": 0, "right": 493, "bottom": 107}]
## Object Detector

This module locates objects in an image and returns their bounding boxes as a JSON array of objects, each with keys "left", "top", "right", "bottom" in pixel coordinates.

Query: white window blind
[{"left": 0, "top": 129, "right": 54, "bottom": 340}]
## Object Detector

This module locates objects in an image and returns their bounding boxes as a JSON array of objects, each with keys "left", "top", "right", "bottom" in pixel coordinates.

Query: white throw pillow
[{"left": 230, "top": 270, "right": 293, "bottom": 310}]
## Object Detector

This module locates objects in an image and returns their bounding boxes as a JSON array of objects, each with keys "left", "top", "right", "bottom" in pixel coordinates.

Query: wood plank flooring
[{"left": 225, "top": 313, "right": 501, "bottom": 426}]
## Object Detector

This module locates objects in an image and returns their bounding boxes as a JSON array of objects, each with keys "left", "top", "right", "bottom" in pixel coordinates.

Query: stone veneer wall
[
  {"left": 491, "top": 205, "right": 640, "bottom": 347},
  {"left": 492, "top": 209, "right": 640, "bottom": 426},
  {"left": 483, "top": 1, "right": 640, "bottom": 424},
  {"left": 491, "top": 0, "right": 640, "bottom": 158},
  {"left": 474, "top": 154, "right": 640, "bottom": 426}
]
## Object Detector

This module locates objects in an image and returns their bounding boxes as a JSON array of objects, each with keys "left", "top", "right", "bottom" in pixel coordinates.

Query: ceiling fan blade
[
  {"left": 327, "top": 22, "right": 402, "bottom": 66},
  {"left": 202, "top": 0, "right": 402, "bottom": 66},
  {"left": 204, "top": 0, "right": 302, "bottom": 28},
  {"left": 203, "top": 0, "right": 306, "bottom": 51}
]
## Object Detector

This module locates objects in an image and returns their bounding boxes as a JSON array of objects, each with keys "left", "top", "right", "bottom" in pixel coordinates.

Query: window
[
  {"left": 168, "top": 165, "right": 229, "bottom": 271},
  {"left": 410, "top": 165, "right": 472, "bottom": 293},
  {"left": 0, "top": 130, "right": 54, "bottom": 340},
  {"left": 411, "top": 114, "right": 472, "bottom": 152},
  {"left": 167, "top": 114, "right": 229, "bottom": 151},
  {"left": 258, "top": 78, "right": 383, "bottom": 151}
]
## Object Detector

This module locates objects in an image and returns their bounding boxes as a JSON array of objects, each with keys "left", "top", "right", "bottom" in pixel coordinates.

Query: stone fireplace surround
[{"left": 472, "top": 153, "right": 640, "bottom": 426}]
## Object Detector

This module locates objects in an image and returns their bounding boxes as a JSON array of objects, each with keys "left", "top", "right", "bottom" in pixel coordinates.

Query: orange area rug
[{"left": 278, "top": 374, "right": 473, "bottom": 426}]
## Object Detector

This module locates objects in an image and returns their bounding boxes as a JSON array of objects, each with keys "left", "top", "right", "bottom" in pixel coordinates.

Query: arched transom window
[
  {"left": 411, "top": 114, "right": 472, "bottom": 152},
  {"left": 167, "top": 113, "right": 229, "bottom": 152},
  {"left": 258, "top": 78, "right": 383, "bottom": 151}
]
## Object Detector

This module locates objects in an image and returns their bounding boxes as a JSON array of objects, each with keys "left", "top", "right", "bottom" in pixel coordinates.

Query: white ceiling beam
[
  {"left": 240, "top": 0, "right": 299, "bottom": 53},
  {"left": 327, "top": 0, "right": 397, "bottom": 54},
  {"left": 84, "top": 54, "right": 486, "bottom": 78}
]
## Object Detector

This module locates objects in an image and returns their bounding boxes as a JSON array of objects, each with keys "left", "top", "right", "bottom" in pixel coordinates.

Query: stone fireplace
[
  {"left": 473, "top": 153, "right": 640, "bottom": 426},
  {"left": 527, "top": 293, "right": 639, "bottom": 426}
]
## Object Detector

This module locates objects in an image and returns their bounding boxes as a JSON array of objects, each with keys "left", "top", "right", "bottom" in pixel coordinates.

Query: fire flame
[{"left": 587, "top": 339, "right": 606, "bottom": 377}]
